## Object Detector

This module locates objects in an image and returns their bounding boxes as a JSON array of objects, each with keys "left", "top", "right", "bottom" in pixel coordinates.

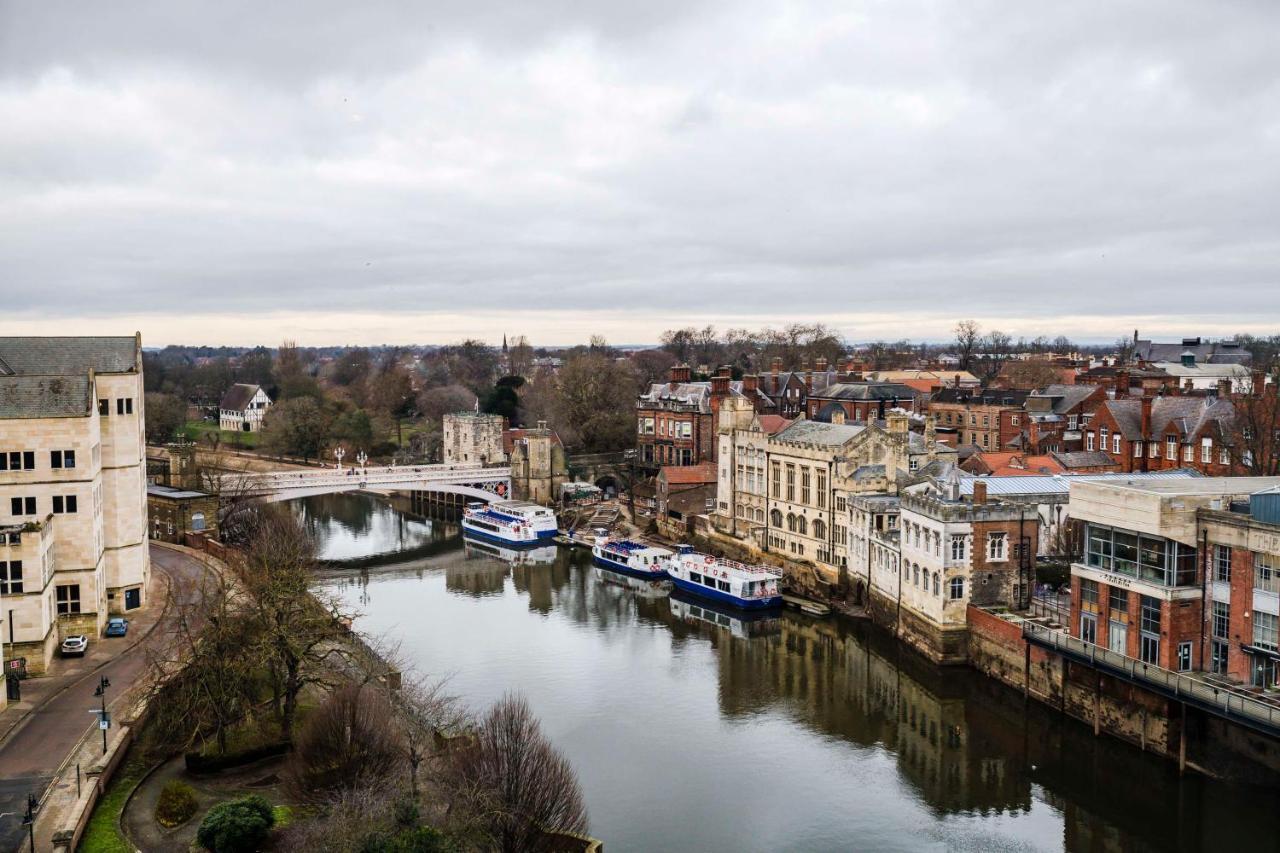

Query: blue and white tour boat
[
  {"left": 663, "top": 545, "right": 783, "bottom": 609},
  {"left": 591, "top": 538, "right": 672, "bottom": 581},
  {"left": 460, "top": 500, "right": 558, "bottom": 546}
]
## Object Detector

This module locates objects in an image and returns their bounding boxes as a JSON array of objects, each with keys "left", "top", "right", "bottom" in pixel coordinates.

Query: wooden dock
[{"left": 782, "top": 594, "right": 832, "bottom": 618}]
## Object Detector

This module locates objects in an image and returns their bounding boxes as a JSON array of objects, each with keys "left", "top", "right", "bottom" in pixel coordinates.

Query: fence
[{"left": 1022, "top": 621, "right": 1280, "bottom": 736}]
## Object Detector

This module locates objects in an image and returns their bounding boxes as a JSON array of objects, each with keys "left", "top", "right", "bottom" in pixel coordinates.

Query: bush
[
  {"left": 359, "top": 826, "right": 455, "bottom": 853},
  {"left": 196, "top": 794, "right": 276, "bottom": 852},
  {"left": 155, "top": 780, "right": 199, "bottom": 828}
]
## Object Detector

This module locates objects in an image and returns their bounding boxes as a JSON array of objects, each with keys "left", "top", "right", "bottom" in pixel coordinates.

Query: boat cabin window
[
  {"left": 717, "top": 580, "right": 731, "bottom": 592},
  {"left": 691, "top": 572, "right": 703, "bottom": 584},
  {"left": 702, "top": 575, "right": 716, "bottom": 587}
]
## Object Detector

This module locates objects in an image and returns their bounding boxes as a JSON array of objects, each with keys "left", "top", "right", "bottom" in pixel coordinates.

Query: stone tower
[{"left": 442, "top": 412, "right": 506, "bottom": 466}]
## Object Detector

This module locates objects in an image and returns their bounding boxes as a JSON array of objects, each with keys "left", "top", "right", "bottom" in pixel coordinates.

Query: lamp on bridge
[
  {"left": 334, "top": 446, "right": 346, "bottom": 471},
  {"left": 356, "top": 450, "right": 368, "bottom": 471}
]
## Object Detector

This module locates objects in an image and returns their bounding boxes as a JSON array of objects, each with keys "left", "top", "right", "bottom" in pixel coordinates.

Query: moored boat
[
  {"left": 663, "top": 545, "right": 782, "bottom": 609},
  {"left": 460, "top": 500, "right": 558, "bottom": 546},
  {"left": 591, "top": 538, "right": 672, "bottom": 581},
  {"left": 463, "top": 536, "right": 559, "bottom": 566}
]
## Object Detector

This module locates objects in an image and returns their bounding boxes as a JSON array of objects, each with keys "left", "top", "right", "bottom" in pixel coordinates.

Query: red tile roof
[
  {"left": 757, "top": 415, "right": 794, "bottom": 435},
  {"left": 659, "top": 463, "right": 717, "bottom": 485}
]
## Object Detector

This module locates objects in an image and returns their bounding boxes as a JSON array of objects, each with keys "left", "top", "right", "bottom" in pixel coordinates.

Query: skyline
[{"left": 4, "top": 1, "right": 1279, "bottom": 345}]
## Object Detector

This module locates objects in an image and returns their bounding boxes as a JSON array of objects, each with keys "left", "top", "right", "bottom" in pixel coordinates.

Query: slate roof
[
  {"left": 1028, "top": 384, "right": 1099, "bottom": 415},
  {"left": 639, "top": 380, "right": 752, "bottom": 413},
  {"left": 1135, "top": 338, "right": 1251, "bottom": 365},
  {"left": 0, "top": 336, "right": 139, "bottom": 376},
  {"left": 772, "top": 420, "right": 866, "bottom": 447},
  {"left": 1051, "top": 450, "right": 1119, "bottom": 470},
  {"left": 810, "top": 381, "right": 915, "bottom": 402},
  {"left": 931, "top": 387, "right": 1029, "bottom": 407},
  {"left": 219, "top": 383, "right": 262, "bottom": 411},
  {"left": 1101, "top": 396, "right": 1237, "bottom": 440},
  {"left": 0, "top": 374, "right": 93, "bottom": 418}
]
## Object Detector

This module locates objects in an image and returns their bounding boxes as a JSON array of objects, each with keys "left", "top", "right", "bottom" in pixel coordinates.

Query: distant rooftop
[{"left": 0, "top": 336, "right": 139, "bottom": 377}]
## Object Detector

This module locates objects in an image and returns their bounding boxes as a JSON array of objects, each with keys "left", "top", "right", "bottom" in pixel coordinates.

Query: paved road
[{"left": 0, "top": 545, "right": 211, "bottom": 852}]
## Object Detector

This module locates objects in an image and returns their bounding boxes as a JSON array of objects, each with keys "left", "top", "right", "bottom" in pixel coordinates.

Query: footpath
[{"left": 0, "top": 544, "right": 219, "bottom": 853}]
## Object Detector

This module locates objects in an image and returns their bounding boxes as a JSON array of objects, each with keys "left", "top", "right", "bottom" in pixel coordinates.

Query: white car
[{"left": 60, "top": 635, "right": 88, "bottom": 657}]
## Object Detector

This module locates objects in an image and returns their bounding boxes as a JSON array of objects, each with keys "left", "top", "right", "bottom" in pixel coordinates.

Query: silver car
[{"left": 60, "top": 634, "right": 88, "bottom": 657}]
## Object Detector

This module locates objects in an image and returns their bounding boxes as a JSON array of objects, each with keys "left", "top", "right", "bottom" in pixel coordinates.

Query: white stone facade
[
  {"left": 442, "top": 412, "right": 506, "bottom": 466},
  {"left": 0, "top": 336, "right": 150, "bottom": 673}
]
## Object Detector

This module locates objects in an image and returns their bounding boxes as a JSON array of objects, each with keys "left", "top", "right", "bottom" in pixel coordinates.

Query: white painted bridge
[{"left": 223, "top": 463, "right": 513, "bottom": 503}]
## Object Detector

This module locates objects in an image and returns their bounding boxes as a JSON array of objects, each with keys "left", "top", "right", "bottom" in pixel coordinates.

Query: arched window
[
  {"left": 796, "top": 516, "right": 808, "bottom": 535},
  {"left": 913, "top": 564, "right": 920, "bottom": 586},
  {"left": 813, "top": 519, "right": 826, "bottom": 539},
  {"left": 949, "top": 577, "right": 964, "bottom": 600},
  {"left": 191, "top": 512, "right": 205, "bottom": 532},
  {"left": 787, "top": 513, "right": 797, "bottom": 532},
  {"left": 736, "top": 505, "right": 745, "bottom": 518},
  {"left": 932, "top": 573, "right": 940, "bottom": 596},
  {"left": 771, "top": 509, "right": 783, "bottom": 528}
]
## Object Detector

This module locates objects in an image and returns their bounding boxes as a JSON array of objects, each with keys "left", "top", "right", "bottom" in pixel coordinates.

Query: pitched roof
[
  {"left": 0, "top": 374, "right": 93, "bottom": 419},
  {"left": 772, "top": 420, "right": 866, "bottom": 447},
  {"left": 502, "top": 428, "right": 564, "bottom": 454},
  {"left": 962, "top": 451, "right": 1065, "bottom": 477},
  {"left": 755, "top": 415, "right": 794, "bottom": 435},
  {"left": 932, "top": 387, "right": 1029, "bottom": 407},
  {"left": 659, "top": 463, "right": 717, "bottom": 485},
  {"left": 1100, "top": 396, "right": 1237, "bottom": 440},
  {"left": 1135, "top": 338, "right": 1251, "bottom": 365},
  {"left": 1028, "top": 384, "right": 1099, "bottom": 414},
  {"left": 0, "top": 336, "right": 139, "bottom": 376},
  {"left": 810, "top": 381, "right": 915, "bottom": 402},
  {"left": 1051, "top": 450, "right": 1119, "bottom": 470},
  {"left": 219, "top": 383, "right": 262, "bottom": 411}
]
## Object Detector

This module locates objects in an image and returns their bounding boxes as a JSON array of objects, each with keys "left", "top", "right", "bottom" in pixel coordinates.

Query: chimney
[
  {"left": 954, "top": 373, "right": 962, "bottom": 388},
  {"left": 669, "top": 364, "right": 691, "bottom": 388},
  {"left": 887, "top": 412, "right": 908, "bottom": 438},
  {"left": 816, "top": 356, "right": 828, "bottom": 374},
  {"left": 711, "top": 371, "right": 731, "bottom": 397},
  {"left": 973, "top": 480, "right": 988, "bottom": 505},
  {"left": 1115, "top": 369, "right": 1129, "bottom": 398},
  {"left": 1183, "top": 378, "right": 1194, "bottom": 393},
  {"left": 1252, "top": 370, "right": 1266, "bottom": 394},
  {"left": 771, "top": 357, "right": 782, "bottom": 377},
  {"left": 1140, "top": 394, "right": 1152, "bottom": 438},
  {"left": 804, "top": 363, "right": 813, "bottom": 391},
  {"left": 924, "top": 415, "right": 937, "bottom": 458},
  {"left": 743, "top": 374, "right": 759, "bottom": 394},
  {"left": 1217, "top": 378, "right": 1232, "bottom": 399}
]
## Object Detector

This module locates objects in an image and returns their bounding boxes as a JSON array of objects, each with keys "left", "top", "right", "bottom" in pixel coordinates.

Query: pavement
[{"left": 0, "top": 544, "right": 213, "bottom": 853}]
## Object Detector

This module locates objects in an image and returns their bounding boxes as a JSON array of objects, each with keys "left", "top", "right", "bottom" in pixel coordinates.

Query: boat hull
[
  {"left": 668, "top": 575, "right": 782, "bottom": 610},
  {"left": 460, "top": 521, "right": 554, "bottom": 547},
  {"left": 592, "top": 552, "right": 669, "bottom": 582}
]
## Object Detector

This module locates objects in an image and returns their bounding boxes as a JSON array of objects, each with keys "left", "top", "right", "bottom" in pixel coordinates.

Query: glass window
[
  {"left": 1140, "top": 596, "right": 1161, "bottom": 635},
  {"left": 1253, "top": 611, "right": 1278, "bottom": 652},
  {"left": 1214, "top": 545, "right": 1231, "bottom": 582},
  {"left": 1087, "top": 526, "right": 1112, "bottom": 570},
  {"left": 1108, "top": 620, "right": 1128, "bottom": 655},
  {"left": 1080, "top": 613, "right": 1097, "bottom": 644},
  {"left": 1114, "top": 530, "right": 1139, "bottom": 577},
  {"left": 1108, "top": 587, "right": 1128, "bottom": 613},
  {"left": 1080, "top": 579, "right": 1099, "bottom": 612},
  {"left": 56, "top": 583, "right": 81, "bottom": 614},
  {"left": 1212, "top": 602, "right": 1230, "bottom": 639},
  {"left": 1211, "top": 640, "right": 1229, "bottom": 674},
  {"left": 0, "top": 560, "right": 22, "bottom": 595},
  {"left": 1256, "top": 553, "right": 1279, "bottom": 594},
  {"left": 949, "top": 577, "right": 964, "bottom": 600},
  {"left": 988, "top": 532, "right": 1007, "bottom": 560}
]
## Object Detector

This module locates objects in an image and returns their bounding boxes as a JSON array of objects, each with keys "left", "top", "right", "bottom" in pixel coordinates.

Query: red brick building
[
  {"left": 636, "top": 366, "right": 769, "bottom": 470},
  {"left": 1083, "top": 393, "right": 1239, "bottom": 476},
  {"left": 928, "top": 388, "right": 1029, "bottom": 451},
  {"left": 804, "top": 381, "right": 921, "bottom": 422}
]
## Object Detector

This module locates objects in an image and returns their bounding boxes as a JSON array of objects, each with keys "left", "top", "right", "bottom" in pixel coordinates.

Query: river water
[{"left": 299, "top": 494, "right": 1278, "bottom": 852}]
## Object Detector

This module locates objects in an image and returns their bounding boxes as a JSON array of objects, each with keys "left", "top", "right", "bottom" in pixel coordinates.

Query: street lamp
[
  {"left": 93, "top": 675, "right": 111, "bottom": 755},
  {"left": 356, "top": 450, "right": 368, "bottom": 471},
  {"left": 334, "top": 446, "right": 346, "bottom": 471}
]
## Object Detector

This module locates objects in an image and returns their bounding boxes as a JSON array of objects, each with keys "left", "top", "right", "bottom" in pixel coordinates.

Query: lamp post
[
  {"left": 23, "top": 791, "right": 37, "bottom": 851},
  {"left": 334, "top": 446, "right": 345, "bottom": 471},
  {"left": 356, "top": 450, "right": 368, "bottom": 472},
  {"left": 93, "top": 675, "right": 111, "bottom": 754}
]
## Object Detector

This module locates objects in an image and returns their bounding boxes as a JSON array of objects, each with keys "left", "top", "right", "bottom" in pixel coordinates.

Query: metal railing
[
  {"left": 1028, "top": 593, "right": 1069, "bottom": 625},
  {"left": 1022, "top": 621, "right": 1280, "bottom": 735},
  {"left": 224, "top": 464, "right": 512, "bottom": 495}
]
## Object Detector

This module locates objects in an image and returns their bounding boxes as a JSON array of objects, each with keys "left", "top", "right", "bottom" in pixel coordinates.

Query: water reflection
[
  {"left": 294, "top": 493, "right": 453, "bottom": 562},
  {"left": 305, "top": 495, "right": 1280, "bottom": 852}
]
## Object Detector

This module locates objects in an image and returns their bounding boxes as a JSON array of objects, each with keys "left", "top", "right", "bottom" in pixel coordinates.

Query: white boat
[
  {"left": 463, "top": 537, "right": 559, "bottom": 566},
  {"left": 663, "top": 545, "right": 783, "bottom": 610},
  {"left": 592, "top": 565, "right": 670, "bottom": 599},
  {"left": 669, "top": 593, "right": 782, "bottom": 639},
  {"left": 591, "top": 538, "right": 672, "bottom": 581},
  {"left": 460, "top": 500, "right": 558, "bottom": 546}
]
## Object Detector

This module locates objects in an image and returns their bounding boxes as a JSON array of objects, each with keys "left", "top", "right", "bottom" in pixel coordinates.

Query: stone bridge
[
  {"left": 220, "top": 463, "right": 513, "bottom": 504},
  {"left": 566, "top": 451, "right": 635, "bottom": 491}
]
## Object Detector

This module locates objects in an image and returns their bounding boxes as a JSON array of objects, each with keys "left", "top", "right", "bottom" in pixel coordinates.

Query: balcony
[{"left": 1023, "top": 621, "right": 1280, "bottom": 738}]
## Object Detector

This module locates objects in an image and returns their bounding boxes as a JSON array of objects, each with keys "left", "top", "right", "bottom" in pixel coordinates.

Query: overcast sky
[{"left": 2, "top": 1, "right": 1278, "bottom": 347}]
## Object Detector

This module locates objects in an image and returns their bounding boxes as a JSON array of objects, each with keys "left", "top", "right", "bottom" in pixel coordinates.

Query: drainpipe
[{"left": 1199, "top": 527, "right": 1208, "bottom": 673}]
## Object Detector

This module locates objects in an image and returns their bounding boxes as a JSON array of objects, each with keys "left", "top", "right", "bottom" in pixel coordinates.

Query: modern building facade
[{"left": 0, "top": 335, "right": 151, "bottom": 673}]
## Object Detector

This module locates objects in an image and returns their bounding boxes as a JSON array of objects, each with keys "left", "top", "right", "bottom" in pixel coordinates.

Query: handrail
[
  {"left": 1022, "top": 621, "right": 1280, "bottom": 731},
  {"left": 223, "top": 464, "right": 512, "bottom": 494}
]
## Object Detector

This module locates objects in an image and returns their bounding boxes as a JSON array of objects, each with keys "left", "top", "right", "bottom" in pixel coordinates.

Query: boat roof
[{"left": 602, "top": 539, "right": 671, "bottom": 554}]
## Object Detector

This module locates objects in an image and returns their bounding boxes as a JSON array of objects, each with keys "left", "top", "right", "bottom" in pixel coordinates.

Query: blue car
[{"left": 105, "top": 618, "right": 128, "bottom": 637}]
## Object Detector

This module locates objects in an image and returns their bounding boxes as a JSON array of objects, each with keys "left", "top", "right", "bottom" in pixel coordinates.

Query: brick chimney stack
[
  {"left": 816, "top": 356, "right": 828, "bottom": 374},
  {"left": 973, "top": 480, "right": 988, "bottom": 505},
  {"left": 669, "top": 364, "right": 691, "bottom": 389},
  {"left": 743, "top": 374, "right": 759, "bottom": 395},
  {"left": 1252, "top": 370, "right": 1266, "bottom": 394},
  {"left": 1140, "top": 394, "right": 1153, "bottom": 438},
  {"left": 1115, "top": 369, "right": 1129, "bottom": 398},
  {"left": 710, "top": 366, "right": 731, "bottom": 397},
  {"left": 804, "top": 362, "right": 813, "bottom": 391},
  {"left": 1216, "top": 378, "right": 1232, "bottom": 399},
  {"left": 771, "top": 357, "right": 782, "bottom": 377}
]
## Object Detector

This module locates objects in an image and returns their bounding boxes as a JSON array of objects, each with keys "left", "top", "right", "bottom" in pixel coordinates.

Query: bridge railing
[{"left": 226, "top": 464, "right": 511, "bottom": 494}]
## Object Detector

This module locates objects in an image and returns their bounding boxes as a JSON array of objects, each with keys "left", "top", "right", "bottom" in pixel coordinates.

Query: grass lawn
[
  {"left": 77, "top": 753, "right": 148, "bottom": 853},
  {"left": 183, "top": 420, "right": 260, "bottom": 449}
]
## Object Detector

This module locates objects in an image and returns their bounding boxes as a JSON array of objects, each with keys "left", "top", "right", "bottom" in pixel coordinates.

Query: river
[{"left": 298, "top": 493, "right": 1279, "bottom": 852}]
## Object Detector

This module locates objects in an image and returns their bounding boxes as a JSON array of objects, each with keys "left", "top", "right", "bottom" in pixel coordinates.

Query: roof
[
  {"left": 1135, "top": 338, "right": 1251, "bottom": 366},
  {"left": 755, "top": 415, "right": 794, "bottom": 435},
  {"left": 772, "top": 420, "right": 867, "bottom": 447},
  {"left": 147, "top": 484, "right": 211, "bottom": 500},
  {"left": 659, "top": 463, "right": 717, "bottom": 485},
  {"left": 1101, "top": 396, "right": 1236, "bottom": 440},
  {"left": 1051, "top": 450, "right": 1120, "bottom": 469},
  {"left": 937, "top": 468, "right": 1203, "bottom": 498},
  {"left": 869, "top": 369, "right": 980, "bottom": 385},
  {"left": 502, "top": 428, "right": 564, "bottom": 454},
  {"left": 0, "top": 374, "right": 93, "bottom": 419},
  {"left": 639, "top": 380, "right": 752, "bottom": 413},
  {"left": 1152, "top": 362, "right": 1251, "bottom": 379},
  {"left": 962, "top": 451, "right": 1065, "bottom": 477},
  {"left": 219, "top": 383, "right": 263, "bottom": 411},
  {"left": 810, "top": 381, "right": 915, "bottom": 402},
  {"left": 931, "top": 387, "right": 1029, "bottom": 407},
  {"left": 0, "top": 336, "right": 139, "bottom": 376},
  {"left": 1027, "top": 384, "right": 1099, "bottom": 415}
]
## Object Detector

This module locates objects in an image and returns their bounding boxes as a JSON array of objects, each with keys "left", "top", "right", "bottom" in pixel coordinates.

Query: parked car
[
  {"left": 105, "top": 618, "right": 129, "bottom": 637},
  {"left": 60, "top": 635, "right": 88, "bottom": 657}
]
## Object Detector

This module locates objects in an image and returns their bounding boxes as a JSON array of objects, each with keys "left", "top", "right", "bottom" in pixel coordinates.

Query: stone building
[
  {"left": 0, "top": 335, "right": 150, "bottom": 674},
  {"left": 218, "top": 382, "right": 272, "bottom": 432},
  {"left": 505, "top": 422, "right": 567, "bottom": 504},
  {"left": 442, "top": 411, "right": 505, "bottom": 466},
  {"left": 635, "top": 365, "right": 768, "bottom": 469},
  {"left": 860, "top": 478, "right": 1039, "bottom": 664},
  {"left": 712, "top": 394, "right": 792, "bottom": 539},
  {"left": 146, "top": 484, "right": 219, "bottom": 543}
]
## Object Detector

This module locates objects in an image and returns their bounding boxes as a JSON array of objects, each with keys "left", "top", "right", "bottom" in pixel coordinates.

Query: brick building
[
  {"left": 804, "top": 381, "right": 920, "bottom": 422},
  {"left": 928, "top": 388, "right": 1029, "bottom": 451},
  {"left": 1020, "top": 384, "right": 1106, "bottom": 454},
  {"left": 1084, "top": 393, "right": 1238, "bottom": 476},
  {"left": 636, "top": 365, "right": 764, "bottom": 469},
  {"left": 1067, "top": 478, "right": 1280, "bottom": 683}
]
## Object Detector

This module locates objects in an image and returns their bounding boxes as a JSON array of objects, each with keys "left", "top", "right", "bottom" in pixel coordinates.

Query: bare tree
[
  {"left": 1228, "top": 372, "right": 1280, "bottom": 475},
  {"left": 444, "top": 693, "right": 588, "bottom": 852},
  {"left": 953, "top": 320, "right": 981, "bottom": 370},
  {"left": 284, "top": 684, "right": 406, "bottom": 803}
]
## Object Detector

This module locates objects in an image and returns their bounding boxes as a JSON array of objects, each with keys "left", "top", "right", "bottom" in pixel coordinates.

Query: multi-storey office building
[
  {"left": 1067, "top": 477, "right": 1280, "bottom": 679},
  {"left": 0, "top": 336, "right": 150, "bottom": 673}
]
